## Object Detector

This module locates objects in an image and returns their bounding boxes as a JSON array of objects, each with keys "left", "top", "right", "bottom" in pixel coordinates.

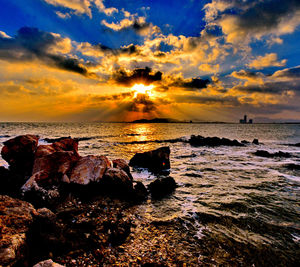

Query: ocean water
[{"left": 1, "top": 122, "right": 300, "bottom": 265}]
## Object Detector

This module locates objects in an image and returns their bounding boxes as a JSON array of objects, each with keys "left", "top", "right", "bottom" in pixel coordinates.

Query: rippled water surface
[{"left": 1, "top": 122, "right": 300, "bottom": 265}]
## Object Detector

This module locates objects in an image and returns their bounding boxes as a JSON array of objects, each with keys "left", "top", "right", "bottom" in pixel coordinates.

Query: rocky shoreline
[{"left": 1, "top": 134, "right": 298, "bottom": 266}]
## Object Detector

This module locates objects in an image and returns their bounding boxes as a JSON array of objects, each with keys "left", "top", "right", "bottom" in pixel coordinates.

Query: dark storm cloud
[
  {"left": 0, "top": 27, "right": 94, "bottom": 77},
  {"left": 112, "top": 67, "right": 162, "bottom": 86},
  {"left": 234, "top": 0, "right": 300, "bottom": 32},
  {"left": 94, "top": 43, "right": 138, "bottom": 55},
  {"left": 171, "top": 77, "right": 210, "bottom": 91},
  {"left": 126, "top": 93, "right": 157, "bottom": 113}
]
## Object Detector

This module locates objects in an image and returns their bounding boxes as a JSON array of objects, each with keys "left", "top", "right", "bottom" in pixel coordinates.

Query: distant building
[{"left": 239, "top": 114, "right": 253, "bottom": 124}]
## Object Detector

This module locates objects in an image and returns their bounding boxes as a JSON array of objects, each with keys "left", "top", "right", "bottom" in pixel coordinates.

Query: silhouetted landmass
[{"left": 130, "top": 118, "right": 180, "bottom": 123}]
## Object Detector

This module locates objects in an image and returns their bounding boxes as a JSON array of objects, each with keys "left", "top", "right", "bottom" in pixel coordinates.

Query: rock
[
  {"left": 0, "top": 166, "right": 25, "bottom": 197},
  {"left": 189, "top": 135, "right": 244, "bottom": 147},
  {"left": 252, "top": 139, "right": 259, "bottom": 145},
  {"left": 35, "top": 138, "right": 79, "bottom": 158},
  {"left": 148, "top": 177, "right": 177, "bottom": 198},
  {"left": 133, "top": 181, "right": 148, "bottom": 201},
  {"left": 129, "top": 147, "right": 171, "bottom": 172},
  {"left": 0, "top": 195, "right": 37, "bottom": 267},
  {"left": 113, "top": 159, "right": 133, "bottom": 180},
  {"left": 284, "top": 164, "right": 300, "bottom": 170},
  {"left": 102, "top": 168, "right": 133, "bottom": 195},
  {"left": 254, "top": 150, "right": 291, "bottom": 158},
  {"left": 33, "top": 259, "right": 65, "bottom": 267},
  {"left": 69, "top": 155, "right": 111, "bottom": 185},
  {"left": 241, "top": 140, "right": 250, "bottom": 144},
  {"left": 1, "top": 134, "right": 39, "bottom": 176}
]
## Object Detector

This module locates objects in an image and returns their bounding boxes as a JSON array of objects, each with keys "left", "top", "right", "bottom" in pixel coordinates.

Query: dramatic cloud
[
  {"left": 112, "top": 67, "right": 162, "bottom": 86},
  {"left": 170, "top": 77, "right": 210, "bottom": 91},
  {"left": 248, "top": 53, "right": 287, "bottom": 69},
  {"left": 204, "top": 0, "right": 300, "bottom": 44},
  {"left": 43, "top": 0, "right": 118, "bottom": 18},
  {"left": 0, "top": 27, "right": 94, "bottom": 77}
]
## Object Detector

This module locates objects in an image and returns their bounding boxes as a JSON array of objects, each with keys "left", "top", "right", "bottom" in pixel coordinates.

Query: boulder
[
  {"left": 241, "top": 140, "right": 250, "bottom": 144},
  {"left": 189, "top": 135, "right": 244, "bottom": 147},
  {"left": 0, "top": 166, "right": 25, "bottom": 197},
  {"left": 33, "top": 259, "right": 64, "bottom": 267},
  {"left": 254, "top": 150, "right": 291, "bottom": 158},
  {"left": 69, "top": 155, "right": 111, "bottom": 185},
  {"left": 252, "top": 139, "right": 259, "bottom": 145},
  {"left": 113, "top": 159, "right": 133, "bottom": 180},
  {"left": 133, "top": 181, "right": 148, "bottom": 201},
  {"left": 129, "top": 147, "right": 171, "bottom": 172},
  {"left": 1, "top": 135, "right": 39, "bottom": 176},
  {"left": 148, "top": 177, "right": 177, "bottom": 198},
  {"left": 283, "top": 163, "right": 300, "bottom": 170},
  {"left": 0, "top": 195, "right": 37, "bottom": 267},
  {"left": 102, "top": 168, "right": 133, "bottom": 194}
]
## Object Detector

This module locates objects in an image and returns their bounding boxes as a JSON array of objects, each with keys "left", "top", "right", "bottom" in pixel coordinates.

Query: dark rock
[
  {"left": 0, "top": 166, "right": 25, "bottom": 197},
  {"left": 0, "top": 195, "right": 37, "bottom": 267},
  {"left": 148, "top": 177, "right": 177, "bottom": 198},
  {"left": 284, "top": 164, "right": 300, "bottom": 170},
  {"left": 241, "top": 140, "right": 250, "bottom": 144},
  {"left": 113, "top": 159, "right": 133, "bottom": 180},
  {"left": 254, "top": 150, "right": 291, "bottom": 158},
  {"left": 102, "top": 168, "right": 133, "bottom": 195},
  {"left": 1, "top": 134, "right": 39, "bottom": 176},
  {"left": 189, "top": 135, "right": 244, "bottom": 147},
  {"left": 252, "top": 139, "right": 259, "bottom": 145},
  {"left": 133, "top": 181, "right": 148, "bottom": 201},
  {"left": 129, "top": 146, "right": 170, "bottom": 172}
]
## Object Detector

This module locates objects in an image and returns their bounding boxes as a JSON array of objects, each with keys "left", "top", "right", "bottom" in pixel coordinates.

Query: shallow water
[{"left": 1, "top": 122, "right": 300, "bottom": 265}]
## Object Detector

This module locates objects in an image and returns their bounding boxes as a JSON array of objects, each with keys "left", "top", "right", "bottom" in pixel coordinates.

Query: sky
[{"left": 0, "top": 0, "right": 300, "bottom": 122}]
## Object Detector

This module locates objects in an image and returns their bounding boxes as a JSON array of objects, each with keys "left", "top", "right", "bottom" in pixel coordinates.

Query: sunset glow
[
  {"left": 0, "top": 1, "right": 299, "bottom": 122},
  {"left": 132, "top": 84, "right": 154, "bottom": 98}
]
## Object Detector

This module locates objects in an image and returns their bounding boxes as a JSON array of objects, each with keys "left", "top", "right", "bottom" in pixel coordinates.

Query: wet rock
[
  {"left": 0, "top": 195, "right": 37, "bottom": 267},
  {"left": 254, "top": 150, "right": 291, "bottom": 158},
  {"left": 284, "top": 163, "right": 300, "bottom": 170},
  {"left": 1, "top": 134, "right": 39, "bottom": 176},
  {"left": 129, "top": 147, "right": 171, "bottom": 172},
  {"left": 148, "top": 177, "right": 177, "bottom": 198},
  {"left": 252, "top": 139, "right": 259, "bottom": 145},
  {"left": 113, "top": 159, "right": 133, "bottom": 180},
  {"left": 33, "top": 259, "right": 64, "bottom": 267},
  {"left": 133, "top": 181, "right": 148, "bottom": 201},
  {"left": 102, "top": 168, "right": 133, "bottom": 195},
  {"left": 69, "top": 155, "right": 111, "bottom": 185},
  {"left": 189, "top": 135, "right": 244, "bottom": 147}
]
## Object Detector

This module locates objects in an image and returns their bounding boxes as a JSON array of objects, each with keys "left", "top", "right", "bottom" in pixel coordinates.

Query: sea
[{"left": 1, "top": 122, "right": 300, "bottom": 265}]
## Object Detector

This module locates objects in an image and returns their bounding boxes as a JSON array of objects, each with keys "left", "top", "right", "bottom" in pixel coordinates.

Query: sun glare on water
[{"left": 132, "top": 84, "right": 154, "bottom": 98}]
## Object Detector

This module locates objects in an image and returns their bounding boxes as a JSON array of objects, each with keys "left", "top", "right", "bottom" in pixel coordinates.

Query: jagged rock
[
  {"left": 254, "top": 150, "right": 291, "bottom": 158},
  {"left": 33, "top": 259, "right": 65, "bottom": 267},
  {"left": 129, "top": 147, "right": 171, "bottom": 172},
  {"left": 252, "top": 139, "right": 259, "bottom": 145},
  {"left": 102, "top": 168, "right": 133, "bottom": 194},
  {"left": 148, "top": 177, "right": 177, "bottom": 198},
  {"left": 69, "top": 155, "right": 111, "bottom": 185},
  {"left": 189, "top": 135, "right": 244, "bottom": 147},
  {"left": 21, "top": 151, "right": 80, "bottom": 206},
  {"left": 113, "top": 159, "right": 133, "bottom": 180},
  {"left": 1, "top": 134, "right": 39, "bottom": 176},
  {"left": 0, "top": 166, "right": 25, "bottom": 197},
  {"left": 0, "top": 195, "right": 37, "bottom": 267}
]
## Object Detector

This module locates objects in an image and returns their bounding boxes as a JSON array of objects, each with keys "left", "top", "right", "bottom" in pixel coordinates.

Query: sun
[{"left": 131, "top": 84, "right": 154, "bottom": 98}]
